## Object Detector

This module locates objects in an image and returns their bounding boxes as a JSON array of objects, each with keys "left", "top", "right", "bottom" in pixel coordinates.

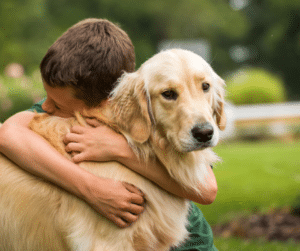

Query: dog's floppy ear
[
  {"left": 109, "top": 72, "right": 152, "bottom": 143},
  {"left": 214, "top": 77, "right": 226, "bottom": 131}
]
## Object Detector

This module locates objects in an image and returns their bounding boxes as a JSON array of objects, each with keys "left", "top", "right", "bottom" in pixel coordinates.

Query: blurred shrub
[
  {"left": 293, "top": 126, "right": 300, "bottom": 140},
  {"left": 0, "top": 71, "right": 45, "bottom": 122},
  {"left": 291, "top": 194, "right": 300, "bottom": 217},
  {"left": 226, "top": 67, "right": 287, "bottom": 105}
]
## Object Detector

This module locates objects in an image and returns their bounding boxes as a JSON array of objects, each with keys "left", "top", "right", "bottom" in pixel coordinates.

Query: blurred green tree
[
  {"left": 236, "top": 0, "right": 300, "bottom": 100},
  {"left": 0, "top": 0, "right": 248, "bottom": 71},
  {"left": 0, "top": 0, "right": 299, "bottom": 100}
]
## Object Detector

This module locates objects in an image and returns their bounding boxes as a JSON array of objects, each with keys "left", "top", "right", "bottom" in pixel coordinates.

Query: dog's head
[{"left": 109, "top": 49, "right": 226, "bottom": 152}]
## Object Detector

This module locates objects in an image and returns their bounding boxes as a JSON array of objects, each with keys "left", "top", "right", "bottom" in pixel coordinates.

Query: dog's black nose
[{"left": 191, "top": 123, "right": 214, "bottom": 142}]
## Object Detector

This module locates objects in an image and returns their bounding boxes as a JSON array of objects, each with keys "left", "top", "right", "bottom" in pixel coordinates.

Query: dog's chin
[
  {"left": 174, "top": 140, "right": 214, "bottom": 153},
  {"left": 190, "top": 142, "right": 213, "bottom": 152}
]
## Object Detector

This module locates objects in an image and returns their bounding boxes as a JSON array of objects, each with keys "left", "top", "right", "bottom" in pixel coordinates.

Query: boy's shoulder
[{"left": 27, "top": 99, "right": 46, "bottom": 113}]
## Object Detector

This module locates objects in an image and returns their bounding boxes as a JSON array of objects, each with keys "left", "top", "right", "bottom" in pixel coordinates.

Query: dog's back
[{"left": 0, "top": 114, "right": 190, "bottom": 251}]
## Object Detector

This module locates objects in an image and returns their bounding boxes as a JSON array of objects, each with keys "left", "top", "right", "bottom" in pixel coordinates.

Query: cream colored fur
[{"left": 0, "top": 49, "right": 226, "bottom": 251}]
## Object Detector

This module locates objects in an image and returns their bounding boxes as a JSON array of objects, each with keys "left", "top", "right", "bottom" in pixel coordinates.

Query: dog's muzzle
[{"left": 191, "top": 123, "right": 214, "bottom": 143}]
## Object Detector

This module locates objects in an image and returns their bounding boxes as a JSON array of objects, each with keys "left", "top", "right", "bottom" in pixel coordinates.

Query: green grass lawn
[
  {"left": 214, "top": 237, "right": 300, "bottom": 251},
  {"left": 195, "top": 140, "right": 300, "bottom": 249},
  {"left": 199, "top": 140, "right": 300, "bottom": 224}
]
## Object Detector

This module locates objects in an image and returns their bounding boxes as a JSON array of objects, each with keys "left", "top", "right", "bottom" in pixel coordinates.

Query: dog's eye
[
  {"left": 202, "top": 83, "right": 210, "bottom": 92},
  {"left": 161, "top": 90, "right": 178, "bottom": 100}
]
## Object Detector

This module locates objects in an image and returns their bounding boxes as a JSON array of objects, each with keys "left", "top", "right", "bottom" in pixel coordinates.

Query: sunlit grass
[
  {"left": 198, "top": 140, "right": 300, "bottom": 225},
  {"left": 214, "top": 236, "right": 300, "bottom": 251},
  {"left": 195, "top": 140, "right": 300, "bottom": 249}
]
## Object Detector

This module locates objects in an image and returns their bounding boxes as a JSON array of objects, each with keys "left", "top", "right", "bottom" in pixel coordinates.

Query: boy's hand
[
  {"left": 84, "top": 177, "right": 145, "bottom": 228},
  {"left": 64, "top": 120, "right": 146, "bottom": 227},
  {"left": 63, "top": 119, "right": 131, "bottom": 163}
]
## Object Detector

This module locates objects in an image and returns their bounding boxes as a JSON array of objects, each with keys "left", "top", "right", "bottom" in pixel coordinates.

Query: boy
[{"left": 0, "top": 18, "right": 218, "bottom": 250}]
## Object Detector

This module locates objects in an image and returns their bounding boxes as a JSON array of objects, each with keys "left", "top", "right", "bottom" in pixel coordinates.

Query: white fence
[{"left": 220, "top": 102, "right": 300, "bottom": 139}]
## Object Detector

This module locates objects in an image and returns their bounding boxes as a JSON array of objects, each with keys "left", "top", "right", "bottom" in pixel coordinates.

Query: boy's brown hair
[{"left": 40, "top": 18, "right": 135, "bottom": 107}]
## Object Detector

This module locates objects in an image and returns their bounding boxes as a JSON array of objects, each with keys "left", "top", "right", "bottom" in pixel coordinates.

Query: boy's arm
[
  {"left": 118, "top": 151, "right": 218, "bottom": 205},
  {"left": 0, "top": 111, "right": 145, "bottom": 228},
  {"left": 64, "top": 122, "right": 218, "bottom": 205}
]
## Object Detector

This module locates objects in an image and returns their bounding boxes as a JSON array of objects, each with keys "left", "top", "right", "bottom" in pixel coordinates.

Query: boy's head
[{"left": 40, "top": 18, "right": 135, "bottom": 108}]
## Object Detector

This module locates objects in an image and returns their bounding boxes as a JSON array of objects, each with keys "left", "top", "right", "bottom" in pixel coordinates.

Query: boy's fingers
[
  {"left": 123, "top": 182, "right": 144, "bottom": 197},
  {"left": 70, "top": 125, "right": 86, "bottom": 134},
  {"left": 109, "top": 214, "right": 131, "bottom": 228},
  {"left": 72, "top": 153, "right": 86, "bottom": 163},
  {"left": 86, "top": 118, "right": 103, "bottom": 127},
  {"left": 131, "top": 193, "right": 145, "bottom": 206},
  {"left": 119, "top": 212, "right": 139, "bottom": 224},
  {"left": 122, "top": 182, "right": 145, "bottom": 206},
  {"left": 127, "top": 203, "right": 145, "bottom": 215},
  {"left": 63, "top": 133, "right": 81, "bottom": 144},
  {"left": 65, "top": 142, "right": 83, "bottom": 153}
]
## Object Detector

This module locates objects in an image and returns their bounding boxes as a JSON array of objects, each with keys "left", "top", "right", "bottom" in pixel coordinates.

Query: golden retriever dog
[{"left": 0, "top": 49, "right": 226, "bottom": 251}]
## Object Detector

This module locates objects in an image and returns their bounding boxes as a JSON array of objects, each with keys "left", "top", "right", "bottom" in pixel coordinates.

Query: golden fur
[{"left": 0, "top": 49, "right": 226, "bottom": 251}]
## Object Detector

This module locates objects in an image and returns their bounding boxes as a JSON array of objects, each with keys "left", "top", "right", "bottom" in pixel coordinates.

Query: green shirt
[
  {"left": 28, "top": 100, "right": 218, "bottom": 251},
  {"left": 28, "top": 98, "right": 46, "bottom": 113},
  {"left": 171, "top": 203, "right": 218, "bottom": 251}
]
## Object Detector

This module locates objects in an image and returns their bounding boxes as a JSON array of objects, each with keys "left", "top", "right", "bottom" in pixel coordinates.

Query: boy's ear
[
  {"left": 109, "top": 72, "right": 152, "bottom": 143},
  {"left": 214, "top": 77, "right": 226, "bottom": 131}
]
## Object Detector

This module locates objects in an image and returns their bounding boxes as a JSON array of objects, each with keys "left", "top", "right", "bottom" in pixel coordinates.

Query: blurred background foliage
[
  {"left": 0, "top": 0, "right": 299, "bottom": 115},
  {"left": 0, "top": 70, "right": 45, "bottom": 121},
  {"left": 0, "top": 0, "right": 299, "bottom": 109},
  {"left": 0, "top": 0, "right": 250, "bottom": 73}
]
